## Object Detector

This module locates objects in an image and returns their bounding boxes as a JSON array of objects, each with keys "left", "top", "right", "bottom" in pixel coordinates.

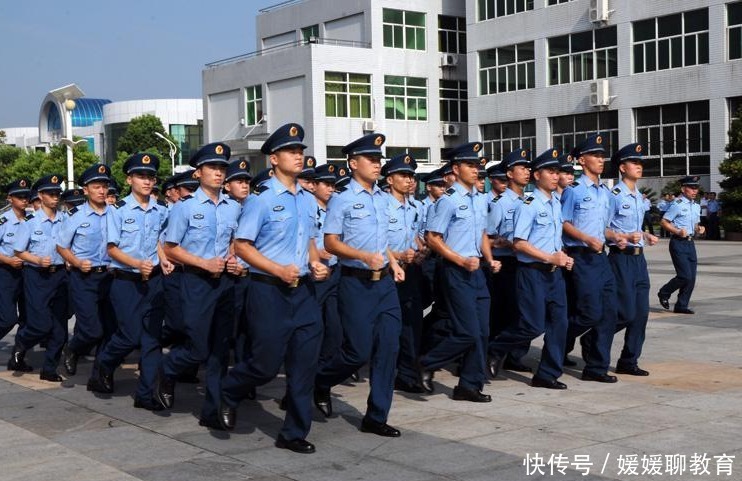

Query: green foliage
[
  {"left": 718, "top": 108, "right": 742, "bottom": 230},
  {"left": 639, "top": 186, "right": 658, "bottom": 203},
  {"left": 116, "top": 114, "right": 177, "bottom": 176},
  {"left": 0, "top": 145, "right": 24, "bottom": 187},
  {"left": 0, "top": 129, "right": 6, "bottom": 144},
  {"left": 110, "top": 149, "right": 172, "bottom": 197},
  {"left": 661, "top": 179, "right": 682, "bottom": 196}
]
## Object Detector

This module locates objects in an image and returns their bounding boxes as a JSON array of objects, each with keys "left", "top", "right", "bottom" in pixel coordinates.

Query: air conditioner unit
[
  {"left": 442, "top": 123, "right": 460, "bottom": 137},
  {"left": 589, "top": 0, "right": 613, "bottom": 23},
  {"left": 440, "top": 54, "right": 458, "bottom": 67},
  {"left": 361, "top": 120, "right": 377, "bottom": 132},
  {"left": 589, "top": 79, "right": 613, "bottom": 107}
]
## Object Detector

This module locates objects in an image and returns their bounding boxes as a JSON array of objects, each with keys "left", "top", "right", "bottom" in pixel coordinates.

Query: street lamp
[
  {"left": 48, "top": 84, "right": 85, "bottom": 189},
  {"left": 154, "top": 131, "right": 177, "bottom": 174}
]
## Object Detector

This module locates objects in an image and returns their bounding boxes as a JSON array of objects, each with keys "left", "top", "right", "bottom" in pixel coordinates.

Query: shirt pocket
[
  {"left": 30, "top": 231, "right": 48, "bottom": 253},
  {"left": 119, "top": 223, "right": 140, "bottom": 250},
  {"left": 450, "top": 208, "right": 472, "bottom": 231},
  {"left": 264, "top": 212, "right": 293, "bottom": 240},
  {"left": 188, "top": 218, "right": 210, "bottom": 240},
  {"left": 217, "top": 220, "right": 237, "bottom": 248},
  {"left": 347, "top": 209, "right": 373, "bottom": 232}
]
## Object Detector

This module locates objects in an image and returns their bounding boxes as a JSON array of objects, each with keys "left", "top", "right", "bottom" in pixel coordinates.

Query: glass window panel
[
  {"left": 595, "top": 26, "right": 617, "bottom": 48},
  {"left": 601, "top": 110, "right": 619, "bottom": 128},
  {"left": 649, "top": 127, "right": 661, "bottom": 156},
  {"left": 689, "top": 155, "right": 710, "bottom": 175},
  {"left": 459, "top": 33, "right": 467, "bottom": 53},
  {"left": 527, "top": 62, "right": 535, "bottom": 88},
  {"left": 517, "top": 63, "right": 526, "bottom": 89},
  {"left": 559, "top": 56, "right": 570, "bottom": 83},
  {"left": 416, "top": 29, "right": 425, "bottom": 50},
  {"left": 383, "top": 25, "right": 393, "bottom": 47},
  {"left": 634, "top": 19, "right": 656, "bottom": 42},
  {"left": 637, "top": 107, "right": 660, "bottom": 126},
  {"left": 634, "top": 44, "right": 644, "bottom": 73},
  {"left": 349, "top": 97, "right": 360, "bottom": 117},
  {"left": 687, "top": 123, "right": 701, "bottom": 151},
  {"left": 506, "top": 0, "right": 515, "bottom": 15},
  {"left": 684, "top": 35, "right": 697, "bottom": 66},
  {"left": 406, "top": 27, "right": 416, "bottom": 49},
  {"left": 701, "top": 123, "right": 710, "bottom": 151},
  {"left": 406, "top": 11, "right": 425, "bottom": 27},
  {"left": 550, "top": 35, "right": 570, "bottom": 56},
  {"left": 552, "top": 116, "right": 572, "bottom": 134},
  {"left": 608, "top": 48, "right": 618, "bottom": 76},
  {"left": 684, "top": 8, "right": 708, "bottom": 33},
  {"left": 498, "top": 66, "right": 507, "bottom": 92},
  {"left": 361, "top": 97, "right": 371, "bottom": 118},
  {"left": 658, "top": 14, "right": 682, "bottom": 38},
  {"left": 658, "top": 39, "right": 670, "bottom": 69},
  {"left": 637, "top": 127, "right": 649, "bottom": 146},
  {"left": 480, "top": 49, "right": 497, "bottom": 68},
  {"left": 571, "top": 31, "right": 592, "bottom": 52},
  {"left": 408, "top": 77, "right": 426, "bottom": 87},
  {"left": 499, "top": 45, "right": 516, "bottom": 64},
  {"left": 507, "top": 65, "right": 516, "bottom": 91},
  {"left": 479, "top": 70, "right": 488, "bottom": 95},
  {"left": 675, "top": 125, "right": 686, "bottom": 154},
  {"left": 644, "top": 161, "right": 661, "bottom": 177},
  {"left": 730, "top": 2, "right": 742, "bottom": 25},
  {"left": 671, "top": 37, "right": 683, "bottom": 68},
  {"left": 688, "top": 100, "right": 709, "bottom": 121},
  {"left": 384, "top": 9, "right": 403, "bottom": 23},
  {"left": 730, "top": 28, "right": 742, "bottom": 60},
  {"left": 663, "top": 103, "right": 685, "bottom": 123},
  {"left": 518, "top": 42, "right": 535, "bottom": 61},
  {"left": 646, "top": 42, "right": 656, "bottom": 71},
  {"left": 394, "top": 25, "right": 404, "bottom": 48},
  {"left": 584, "top": 52, "right": 593, "bottom": 80},
  {"left": 663, "top": 156, "right": 686, "bottom": 176},
  {"left": 439, "top": 15, "right": 457, "bottom": 30},
  {"left": 698, "top": 32, "right": 709, "bottom": 63}
]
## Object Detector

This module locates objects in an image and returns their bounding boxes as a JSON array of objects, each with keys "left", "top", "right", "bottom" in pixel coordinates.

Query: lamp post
[
  {"left": 48, "top": 84, "right": 85, "bottom": 189},
  {"left": 154, "top": 131, "right": 177, "bottom": 175}
]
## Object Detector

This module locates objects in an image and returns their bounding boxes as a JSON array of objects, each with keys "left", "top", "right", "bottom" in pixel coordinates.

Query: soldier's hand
[
  {"left": 550, "top": 251, "right": 571, "bottom": 268},
  {"left": 391, "top": 262, "right": 405, "bottom": 283},
  {"left": 401, "top": 249, "right": 415, "bottom": 264},
  {"left": 490, "top": 260, "right": 501, "bottom": 273},
  {"left": 413, "top": 250, "right": 426, "bottom": 264},
  {"left": 161, "top": 258, "right": 175, "bottom": 275},
  {"left": 139, "top": 259, "right": 154, "bottom": 276},
  {"left": 310, "top": 261, "right": 328, "bottom": 281},
  {"left": 9, "top": 257, "right": 23, "bottom": 269},
  {"left": 365, "top": 252, "right": 385, "bottom": 270},
  {"left": 630, "top": 232, "right": 643, "bottom": 244},
  {"left": 461, "top": 256, "right": 480, "bottom": 272},
  {"left": 225, "top": 255, "right": 240, "bottom": 274},
  {"left": 696, "top": 225, "right": 705, "bottom": 235},
  {"left": 586, "top": 237, "right": 604, "bottom": 252},
  {"left": 38, "top": 256, "right": 52, "bottom": 268},
  {"left": 646, "top": 234, "right": 659, "bottom": 246},
  {"left": 279, "top": 264, "right": 301, "bottom": 285},
  {"left": 319, "top": 249, "right": 333, "bottom": 261},
  {"left": 616, "top": 236, "right": 629, "bottom": 250},
  {"left": 678, "top": 228, "right": 688, "bottom": 238},
  {"left": 77, "top": 259, "right": 92, "bottom": 273},
  {"left": 203, "top": 256, "right": 226, "bottom": 275}
]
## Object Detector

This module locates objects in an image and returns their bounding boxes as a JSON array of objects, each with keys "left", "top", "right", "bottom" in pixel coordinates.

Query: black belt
[
  {"left": 227, "top": 269, "right": 250, "bottom": 279},
  {"left": 315, "top": 266, "right": 336, "bottom": 282},
  {"left": 609, "top": 246, "right": 643, "bottom": 256},
  {"left": 113, "top": 266, "right": 161, "bottom": 281},
  {"left": 518, "top": 261, "right": 558, "bottom": 273},
  {"left": 564, "top": 246, "right": 604, "bottom": 255},
  {"left": 250, "top": 272, "right": 307, "bottom": 288},
  {"left": 183, "top": 265, "right": 224, "bottom": 279},
  {"left": 671, "top": 235, "right": 693, "bottom": 241},
  {"left": 341, "top": 265, "right": 389, "bottom": 281},
  {"left": 71, "top": 265, "right": 109, "bottom": 274},
  {"left": 27, "top": 264, "right": 65, "bottom": 273}
]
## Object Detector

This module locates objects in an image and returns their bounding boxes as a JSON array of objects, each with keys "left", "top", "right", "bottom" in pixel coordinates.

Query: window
[
  {"left": 383, "top": 9, "right": 426, "bottom": 50},
  {"left": 548, "top": 0, "right": 574, "bottom": 5},
  {"left": 479, "top": 42, "right": 535, "bottom": 95},
  {"left": 170, "top": 121, "right": 204, "bottom": 166},
  {"left": 636, "top": 101, "right": 710, "bottom": 177},
  {"left": 729, "top": 2, "right": 742, "bottom": 60},
  {"left": 549, "top": 27, "right": 617, "bottom": 85},
  {"left": 245, "top": 85, "right": 263, "bottom": 126},
  {"left": 438, "top": 15, "right": 466, "bottom": 54},
  {"left": 301, "top": 24, "right": 319, "bottom": 42},
  {"left": 385, "top": 76, "right": 427, "bottom": 121},
  {"left": 551, "top": 111, "right": 618, "bottom": 157},
  {"left": 481, "top": 120, "right": 536, "bottom": 162},
  {"left": 325, "top": 72, "right": 372, "bottom": 118},
  {"left": 326, "top": 146, "right": 347, "bottom": 167},
  {"left": 731, "top": 97, "right": 742, "bottom": 124},
  {"left": 478, "top": 0, "right": 534, "bottom": 21},
  {"left": 633, "top": 8, "right": 709, "bottom": 73},
  {"left": 440, "top": 80, "right": 468, "bottom": 122},
  {"left": 386, "top": 147, "right": 430, "bottom": 163}
]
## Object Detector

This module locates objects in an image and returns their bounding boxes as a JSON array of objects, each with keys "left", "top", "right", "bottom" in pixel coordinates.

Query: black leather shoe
[
  {"left": 503, "top": 357, "right": 532, "bottom": 373},
  {"left": 416, "top": 360, "right": 434, "bottom": 393},
  {"left": 486, "top": 353, "right": 504, "bottom": 379},
  {"left": 658, "top": 292, "right": 670, "bottom": 310},
  {"left": 394, "top": 378, "right": 425, "bottom": 393},
  {"left": 673, "top": 307, "right": 695, "bottom": 314},
  {"left": 531, "top": 376, "right": 568, "bottom": 389},
  {"left": 279, "top": 395, "right": 287, "bottom": 411},
  {"left": 616, "top": 365, "right": 650, "bottom": 376},
  {"left": 360, "top": 417, "right": 401, "bottom": 437},
  {"left": 134, "top": 397, "right": 164, "bottom": 411},
  {"left": 314, "top": 387, "right": 332, "bottom": 417},
  {"left": 155, "top": 369, "right": 175, "bottom": 409},
  {"left": 246, "top": 386, "right": 256, "bottom": 400},
  {"left": 7, "top": 345, "right": 33, "bottom": 372},
  {"left": 562, "top": 355, "right": 577, "bottom": 367},
  {"left": 198, "top": 418, "right": 225, "bottom": 430},
  {"left": 275, "top": 435, "right": 316, "bottom": 453},
  {"left": 39, "top": 371, "right": 63, "bottom": 382},
  {"left": 218, "top": 396, "right": 236, "bottom": 431},
  {"left": 62, "top": 343, "right": 78, "bottom": 376},
  {"left": 581, "top": 372, "right": 618, "bottom": 383},
  {"left": 452, "top": 386, "right": 492, "bottom": 403}
]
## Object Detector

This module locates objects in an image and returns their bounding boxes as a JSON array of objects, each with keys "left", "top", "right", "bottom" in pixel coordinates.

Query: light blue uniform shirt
[
  {"left": 512, "top": 189, "right": 563, "bottom": 264},
  {"left": 0, "top": 212, "right": 26, "bottom": 257},
  {"left": 57, "top": 202, "right": 111, "bottom": 265},
  {"left": 426, "top": 182, "right": 486, "bottom": 258},
  {"left": 419, "top": 196, "right": 434, "bottom": 238},
  {"left": 608, "top": 182, "right": 646, "bottom": 247},
  {"left": 387, "top": 195, "right": 419, "bottom": 253},
  {"left": 663, "top": 195, "right": 700, "bottom": 236},
  {"left": 324, "top": 178, "right": 391, "bottom": 269},
  {"left": 561, "top": 176, "right": 611, "bottom": 246},
  {"left": 164, "top": 187, "right": 240, "bottom": 259},
  {"left": 107, "top": 194, "right": 168, "bottom": 272},
  {"left": 13, "top": 209, "right": 66, "bottom": 265},
  {"left": 235, "top": 176, "right": 317, "bottom": 277},
  {"left": 315, "top": 204, "right": 337, "bottom": 267},
  {"left": 487, "top": 188, "right": 522, "bottom": 257}
]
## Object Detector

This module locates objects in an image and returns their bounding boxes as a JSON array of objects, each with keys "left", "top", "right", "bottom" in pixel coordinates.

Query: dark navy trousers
[
  {"left": 395, "top": 263, "right": 424, "bottom": 385},
  {"left": 16, "top": 267, "right": 68, "bottom": 374},
  {"left": 98, "top": 274, "right": 164, "bottom": 402},
  {"left": 420, "top": 262, "right": 490, "bottom": 391},
  {"left": 316, "top": 273, "right": 401, "bottom": 424},
  {"left": 659, "top": 238, "right": 697, "bottom": 310},
  {"left": 609, "top": 252, "right": 650, "bottom": 369},
  {"left": 161, "top": 269, "right": 185, "bottom": 345},
  {"left": 232, "top": 274, "right": 251, "bottom": 362},
  {"left": 565, "top": 252, "right": 617, "bottom": 376},
  {"left": 67, "top": 270, "right": 115, "bottom": 356},
  {"left": 491, "top": 265, "right": 568, "bottom": 381},
  {"left": 487, "top": 256, "right": 529, "bottom": 361},
  {"left": 162, "top": 272, "right": 234, "bottom": 422},
  {"left": 316, "top": 266, "right": 341, "bottom": 365},
  {"left": 0, "top": 265, "right": 24, "bottom": 340},
  {"left": 222, "top": 279, "right": 322, "bottom": 441}
]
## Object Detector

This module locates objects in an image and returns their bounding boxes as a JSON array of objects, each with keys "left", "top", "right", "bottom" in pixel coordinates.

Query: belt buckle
[
  {"left": 549, "top": 265, "right": 557, "bottom": 273},
  {"left": 632, "top": 247, "right": 640, "bottom": 255},
  {"left": 211, "top": 272, "right": 222, "bottom": 279},
  {"left": 288, "top": 279, "right": 299, "bottom": 288},
  {"left": 48, "top": 266, "right": 57, "bottom": 273},
  {"left": 370, "top": 270, "right": 382, "bottom": 281}
]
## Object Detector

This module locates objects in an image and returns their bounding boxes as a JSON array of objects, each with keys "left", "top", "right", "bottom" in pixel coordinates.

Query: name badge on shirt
[
  {"left": 507, "top": 208, "right": 515, "bottom": 213},
  {"left": 622, "top": 204, "right": 630, "bottom": 209},
  {"left": 458, "top": 205, "right": 468, "bottom": 210},
  {"left": 193, "top": 213, "right": 205, "bottom": 219},
  {"left": 125, "top": 219, "right": 135, "bottom": 224},
  {"left": 353, "top": 203, "right": 365, "bottom": 209},
  {"left": 583, "top": 197, "right": 592, "bottom": 202},
  {"left": 389, "top": 218, "right": 398, "bottom": 223},
  {"left": 272, "top": 206, "right": 285, "bottom": 212},
  {"left": 5, "top": 233, "right": 13, "bottom": 237},
  {"left": 34, "top": 230, "right": 43, "bottom": 235},
  {"left": 538, "top": 212, "right": 548, "bottom": 217},
  {"left": 80, "top": 222, "right": 90, "bottom": 228}
]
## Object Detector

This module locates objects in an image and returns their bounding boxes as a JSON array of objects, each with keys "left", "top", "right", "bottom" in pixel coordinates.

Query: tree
[
  {"left": 0, "top": 129, "right": 6, "bottom": 144},
  {"left": 0, "top": 145, "right": 24, "bottom": 187},
  {"left": 110, "top": 150, "right": 172, "bottom": 195},
  {"left": 718, "top": 107, "right": 742, "bottom": 233},
  {"left": 116, "top": 114, "right": 178, "bottom": 174}
]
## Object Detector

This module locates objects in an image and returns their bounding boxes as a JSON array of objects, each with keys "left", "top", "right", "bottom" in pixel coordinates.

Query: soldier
[
  {"left": 29, "top": 190, "right": 42, "bottom": 211},
  {"left": 58, "top": 164, "right": 115, "bottom": 379},
  {"left": 9, "top": 174, "right": 68, "bottom": 381},
  {"left": 161, "top": 176, "right": 180, "bottom": 205},
  {"left": 89, "top": 154, "right": 171, "bottom": 411},
  {"left": 0, "top": 179, "right": 31, "bottom": 342},
  {"left": 554, "top": 154, "right": 576, "bottom": 202},
  {"left": 218, "top": 124, "right": 327, "bottom": 454},
  {"left": 658, "top": 176, "right": 704, "bottom": 314},
  {"left": 61, "top": 188, "right": 86, "bottom": 211},
  {"left": 106, "top": 179, "right": 120, "bottom": 205},
  {"left": 489, "top": 149, "right": 574, "bottom": 389},
  {"left": 607, "top": 144, "right": 658, "bottom": 376},
  {"left": 298, "top": 155, "right": 317, "bottom": 193},
  {"left": 313, "top": 132, "right": 405, "bottom": 437},
  {"left": 418, "top": 142, "right": 500, "bottom": 402},
  {"left": 174, "top": 169, "right": 199, "bottom": 198}
]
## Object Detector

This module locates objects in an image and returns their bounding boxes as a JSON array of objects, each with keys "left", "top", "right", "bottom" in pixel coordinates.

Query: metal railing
[{"left": 258, "top": 0, "right": 304, "bottom": 14}]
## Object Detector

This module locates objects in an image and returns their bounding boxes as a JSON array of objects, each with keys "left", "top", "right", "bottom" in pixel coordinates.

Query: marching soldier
[
  {"left": 554, "top": 154, "right": 576, "bottom": 201},
  {"left": 0, "top": 179, "right": 31, "bottom": 342}
]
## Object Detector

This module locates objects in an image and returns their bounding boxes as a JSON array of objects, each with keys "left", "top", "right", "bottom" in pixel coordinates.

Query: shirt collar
[
  {"left": 453, "top": 181, "right": 476, "bottom": 197},
  {"left": 533, "top": 188, "right": 553, "bottom": 205},
  {"left": 37, "top": 208, "right": 61, "bottom": 224},
  {"left": 194, "top": 186, "right": 230, "bottom": 205},
  {"left": 125, "top": 193, "right": 157, "bottom": 212},
  {"left": 616, "top": 181, "right": 639, "bottom": 197},
  {"left": 389, "top": 195, "right": 407, "bottom": 210},
  {"left": 82, "top": 202, "right": 108, "bottom": 216},
  {"left": 350, "top": 178, "right": 380, "bottom": 196},
  {"left": 504, "top": 188, "right": 522, "bottom": 201}
]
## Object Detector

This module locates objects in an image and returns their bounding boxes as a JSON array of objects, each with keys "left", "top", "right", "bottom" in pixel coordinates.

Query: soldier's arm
[
  {"left": 324, "top": 233, "right": 380, "bottom": 267},
  {"left": 234, "top": 238, "right": 298, "bottom": 284},
  {"left": 107, "top": 243, "right": 150, "bottom": 272},
  {"left": 57, "top": 246, "right": 90, "bottom": 271}
]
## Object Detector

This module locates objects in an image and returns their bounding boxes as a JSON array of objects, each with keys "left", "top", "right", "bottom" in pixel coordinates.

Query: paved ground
[{"left": 1, "top": 239, "right": 740, "bottom": 481}]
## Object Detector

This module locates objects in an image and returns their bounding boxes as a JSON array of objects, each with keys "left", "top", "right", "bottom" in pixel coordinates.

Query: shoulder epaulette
[
  {"left": 180, "top": 194, "right": 193, "bottom": 201},
  {"left": 523, "top": 196, "right": 534, "bottom": 205},
  {"left": 675, "top": 198, "right": 682, "bottom": 204},
  {"left": 571, "top": 181, "right": 580, "bottom": 187},
  {"left": 68, "top": 206, "right": 79, "bottom": 215},
  {"left": 24, "top": 213, "right": 34, "bottom": 221},
  {"left": 612, "top": 186, "right": 621, "bottom": 196},
  {"left": 157, "top": 199, "right": 167, "bottom": 207},
  {"left": 408, "top": 199, "right": 417, "bottom": 208},
  {"left": 0, "top": 216, "right": 6, "bottom": 225},
  {"left": 445, "top": 188, "right": 456, "bottom": 196},
  {"left": 113, "top": 199, "right": 127, "bottom": 209}
]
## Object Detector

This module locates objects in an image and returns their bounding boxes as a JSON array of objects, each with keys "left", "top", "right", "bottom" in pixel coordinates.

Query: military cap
[
  {"left": 5, "top": 178, "right": 31, "bottom": 197},
  {"left": 123, "top": 153, "right": 159, "bottom": 175},
  {"left": 107, "top": 179, "right": 120, "bottom": 196},
  {"left": 611, "top": 143, "right": 644, "bottom": 164},
  {"left": 261, "top": 123, "right": 307, "bottom": 155},
  {"left": 442, "top": 142, "right": 485, "bottom": 164},
  {"left": 61, "top": 188, "right": 86, "bottom": 206},
  {"left": 250, "top": 168, "right": 274, "bottom": 191},
  {"left": 342, "top": 133, "right": 385, "bottom": 157},
  {"left": 377, "top": 176, "right": 389, "bottom": 191},
  {"left": 33, "top": 174, "right": 65, "bottom": 193},
  {"left": 334, "top": 166, "right": 351, "bottom": 192},
  {"left": 571, "top": 134, "right": 607, "bottom": 158},
  {"left": 558, "top": 153, "right": 575, "bottom": 173},
  {"left": 486, "top": 164, "right": 508, "bottom": 180},
  {"left": 225, "top": 159, "right": 252, "bottom": 182},
  {"left": 174, "top": 169, "right": 199, "bottom": 190},
  {"left": 531, "top": 148, "right": 562, "bottom": 171},
  {"left": 381, "top": 154, "right": 417, "bottom": 177},
  {"left": 501, "top": 149, "right": 530, "bottom": 170},
  {"left": 477, "top": 164, "right": 487, "bottom": 179},
  {"left": 79, "top": 163, "right": 111, "bottom": 186},
  {"left": 424, "top": 168, "right": 445, "bottom": 185},
  {"left": 161, "top": 176, "right": 177, "bottom": 192},
  {"left": 680, "top": 175, "right": 701, "bottom": 187},
  {"left": 189, "top": 142, "right": 231, "bottom": 168},
  {"left": 29, "top": 189, "right": 39, "bottom": 202},
  {"left": 299, "top": 155, "right": 317, "bottom": 180},
  {"left": 314, "top": 164, "right": 338, "bottom": 183},
  {"left": 441, "top": 162, "right": 454, "bottom": 176}
]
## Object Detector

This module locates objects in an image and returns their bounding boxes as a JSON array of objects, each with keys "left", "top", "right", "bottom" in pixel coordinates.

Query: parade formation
[{"left": 0, "top": 125, "right": 706, "bottom": 454}]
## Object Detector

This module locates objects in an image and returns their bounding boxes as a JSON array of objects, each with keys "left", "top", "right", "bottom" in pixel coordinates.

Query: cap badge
[
  {"left": 339, "top": 168, "right": 346, "bottom": 176},
  {"left": 520, "top": 150, "right": 526, "bottom": 158},
  {"left": 239, "top": 161, "right": 246, "bottom": 169},
  {"left": 51, "top": 176, "right": 59, "bottom": 184},
  {"left": 404, "top": 156, "right": 410, "bottom": 164},
  {"left": 374, "top": 136, "right": 383, "bottom": 146},
  {"left": 215, "top": 145, "right": 224, "bottom": 155},
  {"left": 635, "top": 145, "right": 642, "bottom": 153},
  {"left": 596, "top": 136, "right": 603, "bottom": 144},
  {"left": 328, "top": 165, "right": 335, "bottom": 172},
  {"left": 98, "top": 165, "right": 106, "bottom": 174},
  {"left": 552, "top": 150, "right": 558, "bottom": 158},
  {"left": 19, "top": 180, "right": 26, "bottom": 187},
  {"left": 289, "top": 126, "right": 298, "bottom": 137},
  {"left": 142, "top": 155, "right": 151, "bottom": 164},
  {"left": 473, "top": 143, "right": 481, "bottom": 153},
  {"left": 307, "top": 157, "right": 315, "bottom": 167}
]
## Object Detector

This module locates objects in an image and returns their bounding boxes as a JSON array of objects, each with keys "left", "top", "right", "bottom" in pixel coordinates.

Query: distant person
[
  {"left": 641, "top": 193, "right": 654, "bottom": 235},
  {"left": 706, "top": 192, "right": 721, "bottom": 240}
]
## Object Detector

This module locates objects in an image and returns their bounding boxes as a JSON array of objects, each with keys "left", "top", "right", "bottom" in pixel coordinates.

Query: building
[
  {"left": 467, "top": 0, "right": 742, "bottom": 191},
  {"left": 203, "top": 0, "right": 468, "bottom": 173}
]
